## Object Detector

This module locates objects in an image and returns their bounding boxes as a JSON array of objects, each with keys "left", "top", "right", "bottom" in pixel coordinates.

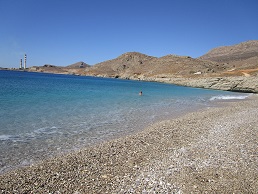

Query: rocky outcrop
[{"left": 144, "top": 76, "right": 258, "bottom": 93}]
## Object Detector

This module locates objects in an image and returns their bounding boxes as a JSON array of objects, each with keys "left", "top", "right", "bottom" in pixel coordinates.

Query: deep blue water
[{"left": 0, "top": 70, "right": 250, "bottom": 173}]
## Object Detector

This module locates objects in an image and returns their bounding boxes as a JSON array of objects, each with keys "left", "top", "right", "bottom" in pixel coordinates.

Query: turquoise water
[{"left": 0, "top": 70, "right": 250, "bottom": 173}]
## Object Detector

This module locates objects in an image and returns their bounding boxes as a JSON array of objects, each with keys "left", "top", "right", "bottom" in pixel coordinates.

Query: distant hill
[
  {"left": 83, "top": 40, "right": 258, "bottom": 79},
  {"left": 84, "top": 52, "right": 226, "bottom": 78},
  {"left": 25, "top": 40, "right": 258, "bottom": 92},
  {"left": 27, "top": 40, "right": 258, "bottom": 78},
  {"left": 66, "top": 62, "right": 90, "bottom": 69},
  {"left": 199, "top": 40, "right": 258, "bottom": 62},
  {"left": 28, "top": 64, "right": 68, "bottom": 74},
  {"left": 199, "top": 40, "right": 258, "bottom": 76},
  {"left": 84, "top": 52, "right": 156, "bottom": 77}
]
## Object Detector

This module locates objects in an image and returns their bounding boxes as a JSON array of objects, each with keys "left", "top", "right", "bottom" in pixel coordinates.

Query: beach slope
[{"left": 0, "top": 97, "right": 257, "bottom": 193}]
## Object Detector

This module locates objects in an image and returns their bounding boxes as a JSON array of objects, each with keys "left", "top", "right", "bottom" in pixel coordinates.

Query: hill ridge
[
  {"left": 25, "top": 40, "right": 258, "bottom": 93},
  {"left": 199, "top": 40, "right": 258, "bottom": 62}
]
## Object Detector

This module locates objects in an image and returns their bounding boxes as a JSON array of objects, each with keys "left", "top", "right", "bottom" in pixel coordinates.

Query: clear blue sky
[{"left": 1, "top": 0, "right": 258, "bottom": 68}]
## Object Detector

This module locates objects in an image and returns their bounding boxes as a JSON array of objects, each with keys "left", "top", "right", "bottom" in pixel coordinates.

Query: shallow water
[{"left": 0, "top": 70, "right": 250, "bottom": 173}]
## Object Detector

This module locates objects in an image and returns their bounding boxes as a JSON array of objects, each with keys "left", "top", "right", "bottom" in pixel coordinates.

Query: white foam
[
  {"left": 210, "top": 95, "right": 250, "bottom": 101},
  {"left": 33, "top": 126, "right": 57, "bottom": 134},
  {"left": 0, "top": 134, "right": 22, "bottom": 141},
  {"left": 0, "top": 135, "right": 12, "bottom": 141}
]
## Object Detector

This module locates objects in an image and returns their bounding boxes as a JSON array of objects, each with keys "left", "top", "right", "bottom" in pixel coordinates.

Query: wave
[
  {"left": 0, "top": 135, "right": 22, "bottom": 142},
  {"left": 33, "top": 126, "right": 58, "bottom": 135},
  {"left": 0, "top": 126, "right": 58, "bottom": 142},
  {"left": 210, "top": 95, "right": 250, "bottom": 101}
]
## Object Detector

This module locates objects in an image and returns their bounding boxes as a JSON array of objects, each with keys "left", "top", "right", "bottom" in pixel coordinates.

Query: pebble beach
[{"left": 0, "top": 95, "right": 257, "bottom": 193}]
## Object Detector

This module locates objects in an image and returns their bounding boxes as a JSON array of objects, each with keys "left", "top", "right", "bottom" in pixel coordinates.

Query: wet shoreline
[{"left": 1, "top": 95, "right": 257, "bottom": 193}]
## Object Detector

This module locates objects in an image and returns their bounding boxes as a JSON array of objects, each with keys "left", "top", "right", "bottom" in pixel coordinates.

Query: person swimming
[{"left": 139, "top": 91, "right": 142, "bottom": 96}]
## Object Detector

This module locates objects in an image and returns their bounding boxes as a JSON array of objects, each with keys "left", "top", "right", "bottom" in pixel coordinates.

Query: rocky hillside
[
  {"left": 83, "top": 40, "right": 258, "bottom": 79},
  {"left": 25, "top": 40, "right": 258, "bottom": 93},
  {"left": 82, "top": 40, "right": 258, "bottom": 92},
  {"left": 199, "top": 40, "right": 258, "bottom": 62},
  {"left": 84, "top": 52, "right": 156, "bottom": 77},
  {"left": 84, "top": 52, "right": 226, "bottom": 78},
  {"left": 199, "top": 40, "right": 258, "bottom": 77},
  {"left": 28, "top": 62, "right": 90, "bottom": 75},
  {"left": 66, "top": 61, "right": 90, "bottom": 69}
]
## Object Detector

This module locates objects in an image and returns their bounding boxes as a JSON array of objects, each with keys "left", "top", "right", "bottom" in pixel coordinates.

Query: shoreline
[
  {"left": 0, "top": 70, "right": 251, "bottom": 176},
  {"left": 1, "top": 95, "right": 257, "bottom": 193},
  {"left": 2, "top": 69, "right": 258, "bottom": 94}
]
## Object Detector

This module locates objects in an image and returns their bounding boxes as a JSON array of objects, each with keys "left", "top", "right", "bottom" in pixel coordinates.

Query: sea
[{"left": 0, "top": 70, "right": 250, "bottom": 173}]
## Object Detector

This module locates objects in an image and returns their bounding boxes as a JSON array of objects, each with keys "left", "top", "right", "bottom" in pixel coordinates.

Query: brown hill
[
  {"left": 29, "top": 64, "right": 68, "bottom": 74},
  {"left": 135, "top": 55, "right": 221, "bottom": 77},
  {"left": 26, "top": 40, "right": 258, "bottom": 92},
  {"left": 199, "top": 40, "right": 258, "bottom": 77},
  {"left": 24, "top": 40, "right": 258, "bottom": 78},
  {"left": 83, "top": 52, "right": 227, "bottom": 78},
  {"left": 66, "top": 61, "right": 90, "bottom": 69},
  {"left": 84, "top": 41, "right": 258, "bottom": 79},
  {"left": 28, "top": 62, "right": 90, "bottom": 75},
  {"left": 199, "top": 40, "right": 258, "bottom": 62},
  {"left": 84, "top": 52, "right": 156, "bottom": 77},
  {"left": 29, "top": 40, "right": 258, "bottom": 79}
]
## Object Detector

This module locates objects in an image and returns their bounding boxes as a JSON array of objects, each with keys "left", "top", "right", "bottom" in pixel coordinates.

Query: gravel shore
[{"left": 1, "top": 96, "right": 257, "bottom": 193}]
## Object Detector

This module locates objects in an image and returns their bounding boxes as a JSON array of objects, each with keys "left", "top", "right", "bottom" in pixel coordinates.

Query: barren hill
[
  {"left": 199, "top": 40, "right": 258, "bottom": 62},
  {"left": 84, "top": 41, "right": 258, "bottom": 79},
  {"left": 26, "top": 40, "right": 258, "bottom": 92},
  {"left": 84, "top": 53, "right": 226, "bottom": 78},
  {"left": 81, "top": 41, "right": 258, "bottom": 92},
  {"left": 199, "top": 40, "right": 258, "bottom": 77},
  {"left": 28, "top": 40, "right": 258, "bottom": 79},
  {"left": 84, "top": 52, "right": 156, "bottom": 77},
  {"left": 66, "top": 61, "right": 90, "bottom": 69}
]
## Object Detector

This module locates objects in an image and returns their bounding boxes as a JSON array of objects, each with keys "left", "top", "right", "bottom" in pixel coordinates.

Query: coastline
[
  {"left": 2, "top": 69, "right": 258, "bottom": 93},
  {"left": 1, "top": 95, "right": 257, "bottom": 193}
]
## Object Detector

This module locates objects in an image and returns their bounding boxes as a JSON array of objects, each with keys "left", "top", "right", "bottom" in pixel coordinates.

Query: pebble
[{"left": 0, "top": 98, "right": 258, "bottom": 193}]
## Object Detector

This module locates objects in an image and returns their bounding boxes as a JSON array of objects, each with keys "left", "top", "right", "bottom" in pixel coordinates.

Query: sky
[{"left": 0, "top": 0, "right": 258, "bottom": 68}]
